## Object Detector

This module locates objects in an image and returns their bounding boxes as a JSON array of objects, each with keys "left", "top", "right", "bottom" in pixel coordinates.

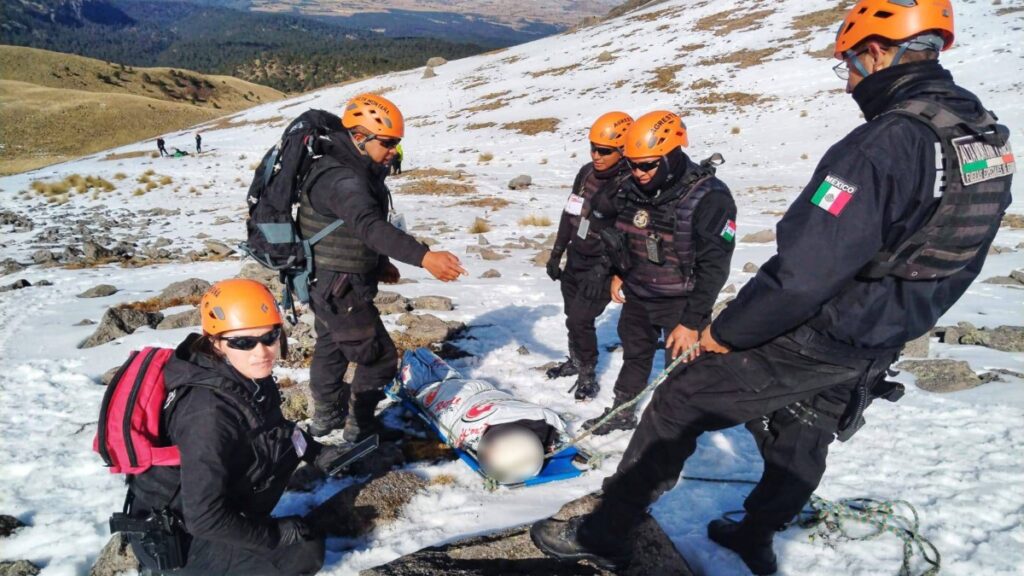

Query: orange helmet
[
  {"left": 342, "top": 93, "right": 405, "bottom": 139},
  {"left": 200, "top": 279, "right": 282, "bottom": 336},
  {"left": 623, "top": 111, "right": 688, "bottom": 159},
  {"left": 834, "top": 0, "right": 954, "bottom": 59},
  {"left": 589, "top": 111, "right": 634, "bottom": 148}
]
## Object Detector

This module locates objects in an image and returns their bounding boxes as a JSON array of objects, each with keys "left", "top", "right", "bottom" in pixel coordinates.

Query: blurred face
[
  {"left": 590, "top": 142, "right": 622, "bottom": 172},
  {"left": 354, "top": 131, "right": 401, "bottom": 165},
  {"left": 627, "top": 156, "right": 661, "bottom": 185},
  {"left": 213, "top": 325, "right": 281, "bottom": 380}
]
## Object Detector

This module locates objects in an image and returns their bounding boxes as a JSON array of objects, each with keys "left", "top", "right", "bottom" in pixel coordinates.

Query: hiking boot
[
  {"left": 582, "top": 397, "right": 637, "bottom": 435},
  {"left": 707, "top": 519, "right": 778, "bottom": 575},
  {"left": 308, "top": 402, "right": 346, "bottom": 437},
  {"left": 343, "top": 391, "right": 405, "bottom": 443},
  {"left": 569, "top": 367, "right": 599, "bottom": 402},
  {"left": 530, "top": 515, "right": 631, "bottom": 571},
  {"left": 546, "top": 356, "right": 579, "bottom": 379}
]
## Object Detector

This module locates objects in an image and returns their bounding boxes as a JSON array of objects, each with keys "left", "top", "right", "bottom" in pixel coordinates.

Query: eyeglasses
[
  {"left": 374, "top": 137, "right": 401, "bottom": 149},
  {"left": 627, "top": 159, "right": 661, "bottom": 172},
  {"left": 220, "top": 326, "right": 282, "bottom": 351},
  {"left": 590, "top": 144, "right": 618, "bottom": 156},
  {"left": 833, "top": 49, "right": 868, "bottom": 80}
]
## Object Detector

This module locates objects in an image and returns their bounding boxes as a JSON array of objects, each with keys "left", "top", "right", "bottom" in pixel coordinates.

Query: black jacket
[
  {"left": 713, "top": 61, "right": 1013, "bottom": 352},
  {"left": 554, "top": 160, "right": 628, "bottom": 271},
  {"left": 306, "top": 134, "right": 428, "bottom": 269},
  {"left": 131, "top": 335, "right": 317, "bottom": 551}
]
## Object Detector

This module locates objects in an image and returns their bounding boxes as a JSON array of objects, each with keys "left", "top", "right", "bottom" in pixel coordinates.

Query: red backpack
[{"left": 94, "top": 347, "right": 181, "bottom": 474}]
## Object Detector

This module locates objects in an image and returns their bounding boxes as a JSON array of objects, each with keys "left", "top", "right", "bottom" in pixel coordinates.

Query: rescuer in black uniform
[
  {"left": 582, "top": 110, "right": 737, "bottom": 434},
  {"left": 301, "top": 93, "right": 467, "bottom": 440},
  {"left": 531, "top": 2, "right": 1014, "bottom": 574},
  {"left": 546, "top": 111, "right": 633, "bottom": 401}
]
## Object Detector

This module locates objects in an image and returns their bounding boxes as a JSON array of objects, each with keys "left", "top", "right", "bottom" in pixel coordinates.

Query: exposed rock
[
  {"left": 79, "top": 307, "right": 164, "bottom": 348},
  {"left": 1012, "top": 270, "right": 1024, "bottom": 284},
  {"left": 516, "top": 345, "right": 530, "bottom": 355},
  {"left": 411, "top": 295, "right": 454, "bottom": 311},
  {"left": 896, "top": 359, "right": 995, "bottom": 393},
  {"left": 1, "top": 259, "right": 25, "bottom": 276},
  {"left": 532, "top": 249, "right": 552, "bottom": 267},
  {"left": 203, "top": 240, "right": 235, "bottom": 256},
  {"left": 100, "top": 365, "right": 121, "bottom": 386},
  {"left": 507, "top": 175, "right": 532, "bottom": 190},
  {"left": 480, "top": 269, "right": 501, "bottom": 278},
  {"left": 362, "top": 492, "right": 694, "bottom": 576},
  {"left": 375, "top": 291, "right": 411, "bottom": 315},
  {"left": 152, "top": 237, "right": 173, "bottom": 248},
  {"left": 305, "top": 471, "right": 428, "bottom": 538},
  {"left": 422, "top": 66, "right": 437, "bottom": 79},
  {"left": 0, "top": 279, "right": 31, "bottom": 293},
  {"left": 280, "top": 380, "right": 312, "bottom": 422},
  {"left": 35, "top": 279, "right": 52, "bottom": 287},
  {"left": 212, "top": 216, "right": 233, "bottom": 225},
  {"left": 159, "top": 278, "right": 211, "bottom": 301},
  {"left": 533, "top": 361, "right": 561, "bottom": 373},
  {"left": 77, "top": 284, "right": 118, "bottom": 298},
  {"left": 426, "top": 56, "right": 448, "bottom": 67},
  {"left": 416, "top": 236, "right": 439, "bottom": 247},
  {"left": 31, "top": 249, "right": 57, "bottom": 265},
  {"left": 722, "top": 284, "right": 736, "bottom": 293},
  {"left": 959, "top": 325, "right": 1024, "bottom": 353},
  {"left": 0, "top": 515, "right": 25, "bottom": 538},
  {"left": 394, "top": 313, "right": 464, "bottom": 350},
  {"left": 156, "top": 308, "right": 201, "bottom": 330},
  {"left": 0, "top": 560, "right": 41, "bottom": 576},
  {"left": 982, "top": 275, "right": 1024, "bottom": 286},
  {"left": 141, "top": 208, "right": 179, "bottom": 217},
  {"left": 74, "top": 319, "right": 97, "bottom": 326},
  {"left": 712, "top": 295, "right": 735, "bottom": 320},
  {"left": 901, "top": 333, "right": 930, "bottom": 358},
  {"left": 741, "top": 229, "right": 776, "bottom": 243},
  {"left": 988, "top": 244, "right": 1017, "bottom": 255},
  {"left": 89, "top": 533, "right": 139, "bottom": 576},
  {"left": 477, "top": 235, "right": 490, "bottom": 246},
  {"left": 0, "top": 210, "right": 33, "bottom": 231},
  {"left": 237, "top": 262, "right": 284, "bottom": 296},
  {"left": 479, "top": 248, "right": 508, "bottom": 261},
  {"left": 742, "top": 262, "right": 759, "bottom": 273},
  {"left": 82, "top": 240, "right": 114, "bottom": 261}
]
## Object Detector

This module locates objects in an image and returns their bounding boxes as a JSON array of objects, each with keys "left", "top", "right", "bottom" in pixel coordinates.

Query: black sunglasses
[
  {"left": 628, "top": 159, "right": 661, "bottom": 172},
  {"left": 220, "top": 326, "right": 282, "bottom": 351},
  {"left": 374, "top": 137, "right": 401, "bottom": 149},
  {"left": 590, "top": 144, "right": 618, "bottom": 156}
]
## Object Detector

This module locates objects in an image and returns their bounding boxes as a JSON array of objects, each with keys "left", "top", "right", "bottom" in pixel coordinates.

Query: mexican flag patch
[
  {"left": 720, "top": 219, "right": 736, "bottom": 242},
  {"left": 811, "top": 173, "right": 857, "bottom": 216}
]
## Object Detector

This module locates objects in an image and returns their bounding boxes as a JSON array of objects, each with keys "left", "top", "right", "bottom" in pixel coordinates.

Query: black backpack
[{"left": 239, "top": 109, "right": 346, "bottom": 319}]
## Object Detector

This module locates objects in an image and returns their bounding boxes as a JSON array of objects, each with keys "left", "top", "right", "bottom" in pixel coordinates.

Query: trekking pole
[{"left": 545, "top": 341, "right": 700, "bottom": 461}]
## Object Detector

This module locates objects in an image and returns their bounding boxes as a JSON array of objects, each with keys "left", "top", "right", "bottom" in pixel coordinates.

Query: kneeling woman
[{"left": 129, "top": 279, "right": 353, "bottom": 575}]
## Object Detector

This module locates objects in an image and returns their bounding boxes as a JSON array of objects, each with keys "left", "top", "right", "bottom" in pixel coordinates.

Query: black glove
[
  {"left": 546, "top": 253, "right": 563, "bottom": 281},
  {"left": 276, "top": 516, "right": 314, "bottom": 548},
  {"left": 580, "top": 278, "right": 602, "bottom": 300}
]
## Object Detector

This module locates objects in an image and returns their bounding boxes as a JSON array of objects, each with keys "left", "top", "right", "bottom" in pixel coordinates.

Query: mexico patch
[
  {"left": 720, "top": 219, "right": 736, "bottom": 242},
  {"left": 811, "top": 174, "right": 857, "bottom": 216}
]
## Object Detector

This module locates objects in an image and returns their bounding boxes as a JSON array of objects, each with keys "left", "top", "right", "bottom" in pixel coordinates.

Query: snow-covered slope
[{"left": 1, "top": 1, "right": 1022, "bottom": 574}]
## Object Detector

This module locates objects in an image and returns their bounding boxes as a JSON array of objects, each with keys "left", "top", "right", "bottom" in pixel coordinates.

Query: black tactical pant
[
  {"left": 560, "top": 257, "right": 612, "bottom": 368},
  {"left": 134, "top": 534, "right": 324, "bottom": 576},
  {"left": 587, "top": 327, "right": 896, "bottom": 537},
  {"left": 307, "top": 270, "right": 398, "bottom": 409},
  {"left": 613, "top": 295, "right": 686, "bottom": 399}
]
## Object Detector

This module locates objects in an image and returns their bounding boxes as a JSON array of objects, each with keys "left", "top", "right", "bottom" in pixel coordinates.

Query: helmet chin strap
[{"left": 350, "top": 130, "right": 375, "bottom": 152}]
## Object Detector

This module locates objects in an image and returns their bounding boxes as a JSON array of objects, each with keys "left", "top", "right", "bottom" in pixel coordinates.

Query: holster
[
  {"left": 110, "top": 507, "right": 187, "bottom": 571},
  {"left": 599, "top": 228, "right": 632, "bottom": 273}
]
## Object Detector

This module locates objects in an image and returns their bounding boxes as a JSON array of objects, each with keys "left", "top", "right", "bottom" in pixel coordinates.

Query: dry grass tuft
[
  {"left": 119, "top": 294, "right": 201, "bottom": 313},
  {"left": 518, "top": 215, "right": 551, "bottom": 227},
  {"left": 697, "top": 91, "right": 772, "bottom": 109},
  {"left": 113, "top": 172, "right": 128, "bottom": 180},
  {"left": 528, "top": 64, "right": 582, "bottom": 78},
  {"left": 701, "top": 48, "right": 779, "bottom": 69},
  {"left": 730, "top": 126, "right": 741, "bottom": 135},
  {"left": 102, "top": 150, "right": 150, "bottom": 161},
  {"left": 467, "top": 122, "right": 497, "bottom": 131},
  {"left": 689, "top": 78, "right": 719, "bottom": 90},
  {"left": 469, "top": 218, "right": 492, "bottom": 234},
  {"left": 200, "top": 115, "right": 284, "bottom": 133},
  {"left": 478, "top": 152, "right": 494, "bottom": 163},
  {"left": 397, "top": 178, "right": 476, "bottom": 196},
  {"left": 501, "top": 118, "right": 560, "bottom": 135},
  {"left": 453, "top": 197, "right": 510, "bottom": 210},
  {"left": 791, "top": 2, "right": 855, "bottom": 31},
  {"left": 399, "top": 167, "right": 467, "bottom": 180},
  {"left": 695, "top": 9, "right": 774, "bottom": 36},
  {"left": 30, "top": 174, "right": 116, "bottom": 203},
  {"left": 429, "top": 473, "right": 458, "bottom": 486},
  {"left": 644, "top": 64, "right": 684, "bottom": 93}
]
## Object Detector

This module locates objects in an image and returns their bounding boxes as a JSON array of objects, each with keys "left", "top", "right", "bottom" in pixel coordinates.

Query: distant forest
[{"left": 1, "top": 0, "right": 490, "bottom": 93}]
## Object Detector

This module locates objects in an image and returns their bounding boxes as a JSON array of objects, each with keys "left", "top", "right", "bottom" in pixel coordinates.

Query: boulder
[
  {"left": 305, "top": 471, "right": 428, "bottom": 538},
  {"left": 411, "top": 296, "right": 454, "bottom": 312},
  {"left": 82, "top": 240, "right": 115, "bottom": 262},
  {"left": 959, "top": 325, "right": 1024, "bottom": 353},
  {"left": 742, "top": 262, "right": 759, "bottom": 273},
  {"left": 31, "top": 249, "right": 57, "bottom": 265},
  {"left": 79, "top": 307, "right": 164, "bottom": 348},
  {"left": 362, "top": 492, "right": 694, "bottom": 576},
  {"left": 89, "top": 533, "right": 139, "bottom": 576},
  {"left": 0, "top": 259, "right": 25, "bottom": 276},
  {"left": 77, "top": 284, "right": 118, "bottom": 298},
  {"left": 901, "top": 333, "right": 930, "bottom": 358},
  {"left": 0, "top": 560, "right": 41, "bottom": 576},
  {"left": 74, "top": 319, "right": 96, "bottom": 326},
  {"left": 0, "top": 515, "right": 25, "bottom": 538},
  {"left": 203, "top": 240, "right": 235, "bottom": 257},
  {"left": 740, "top": 229, "right": 776, "bottom": 243},
  {"left": 422, "top": 66, "right": 437, "bottom": 79},
  {"left": 426, "top": 56, "right": 448, "bottom": 67},
  {"left": 532, "top": 249, "right": 552, "bottom": 267},
  {"left": 516, "top": 345, "right": 530, "bottom": 355},
  {"left": 896, "top": 359, "right": 994, "bottom": 393},
  {"left": 480, "top": 269, "right": 502, "bottom": 278},
  {"left": 982, "top": 275, "right": 1024, "bottom": 286},
  {"left": 159, "top": 278, "right": 210, "bottom": 301},
  {"left": 0, "top": 279, "right": 31, "bottom": 293},
  {"left": 477, "top": 235, "right": 490, "bottom": 246},
  {"left": 153, "top": 237, "right": 173, "bottom": 248},
  {"left": 100, "top": 365, "right": 121, "bottom": 386},
  {"left": 394, "top": 313, "right": 464, "bottom": 349},
  {"left": 480, "top": 248, "right": 508, "bottom": 261},
  {"left": 238, "top": 262, "right": 284, "bottom": 296},
  {"left": 1012, "top": 270, "right": 1024, "bottom": 284},
  {"left": 156, "top": 308, "right": 201, "bottom": 330},
  {"left": 507, "top": 175, "right": 532, "bottom": 190},
  {"left": 375, "top": 291, "right": 411, "bottom": 315}
]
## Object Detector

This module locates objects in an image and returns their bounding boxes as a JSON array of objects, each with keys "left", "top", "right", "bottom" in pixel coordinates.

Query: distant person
[
  {"left": 157, "top": 137, "right": 168, "bottom": 157},
  {"left": 173, "top": 148, "right": 189, "bottom": 158},
  {"left": 195, "top": 133, "right": 203, "bottom": 154},
  {"left": 391, "top": 143, "right": 403, "bottom": 175}
]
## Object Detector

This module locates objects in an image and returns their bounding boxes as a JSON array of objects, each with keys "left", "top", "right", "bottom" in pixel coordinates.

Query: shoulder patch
[
  {"left": 810, "top": 173, "right": 857, "bottom": 216},
  {"left": 720, "top": 219, "right": 736, "bottom": 242}
]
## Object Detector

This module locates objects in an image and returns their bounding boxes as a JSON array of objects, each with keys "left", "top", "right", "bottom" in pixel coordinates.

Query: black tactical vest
[
  {"left": 616, "top": 161, "right": 724, "bottom": 299},
  {"left": 297, "top": 159, "right": 386, "bottom": 274},
  {"left": 859, "top": 99, "right": 1014, "bottom": 280},
  {"left": 568, "top": 163, "right": 629, "bottom": 260}
]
